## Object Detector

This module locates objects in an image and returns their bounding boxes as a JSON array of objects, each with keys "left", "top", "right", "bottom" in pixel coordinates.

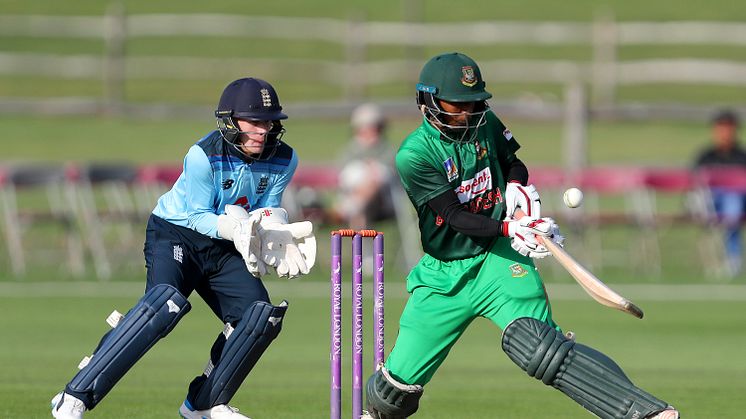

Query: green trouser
[{"left": 385, "top": 237, "right": 559, "bottom": 386}]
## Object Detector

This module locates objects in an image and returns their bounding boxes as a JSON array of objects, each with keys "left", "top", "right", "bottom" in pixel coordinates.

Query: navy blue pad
[
  {"left": 191, "top": 301, "right": 287, "bottom": 409},
  {"left": 67, "top": 284, "right": 190, "bottom": 408}
]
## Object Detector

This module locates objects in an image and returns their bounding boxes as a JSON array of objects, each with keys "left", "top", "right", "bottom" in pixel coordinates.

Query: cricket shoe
[
  {"left": 179, "top": 399, "right": 251, "bottom": 419},
  {"left": 647, "top": 406, "right": 680, "bottom": 419},
  {"left": 50, "top": 392, "right": 86, "bottom": 419}
]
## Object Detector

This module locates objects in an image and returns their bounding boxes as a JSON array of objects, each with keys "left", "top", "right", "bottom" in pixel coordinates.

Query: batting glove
[
  {"left": 505, "top": 182, "right": 542, "bottom": 219},
  {"left": 502, "top": 216, "right": 561, "bottom": 258}
]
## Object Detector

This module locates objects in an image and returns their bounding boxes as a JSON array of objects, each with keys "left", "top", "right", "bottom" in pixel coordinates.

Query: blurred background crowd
[{"left": 1, "top": 0, "right": 746, "bottom": 283}]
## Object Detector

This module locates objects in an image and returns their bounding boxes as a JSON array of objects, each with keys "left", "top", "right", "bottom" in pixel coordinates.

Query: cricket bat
[{"left": 515, "top": 210, "right": 644, "bottom": 319}]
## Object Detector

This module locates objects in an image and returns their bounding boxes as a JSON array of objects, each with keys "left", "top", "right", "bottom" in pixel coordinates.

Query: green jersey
[{"left": 396, "top": 111, "right": 521, "bottom": 260}]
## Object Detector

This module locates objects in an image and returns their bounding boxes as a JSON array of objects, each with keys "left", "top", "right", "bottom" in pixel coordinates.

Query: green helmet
[
  {"left": 416, "top": 52, "right": 492, "bottom": 143},
  {"left": 416, "top": 52, "right": 492, "bottom": 102}
]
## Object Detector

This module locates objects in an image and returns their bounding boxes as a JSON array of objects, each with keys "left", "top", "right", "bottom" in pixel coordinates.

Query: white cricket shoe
[
  {"left": 647, "top": 406, "right": 680, "bottom": 419},
  {"left": 179, "top": 399, "right": 251, "bottom": 419},
  {"left": 360, "top": 411, "right": 375, "bottom": 419},
  {"left": 50, "top": 392, "right": 86, "bottom": 419}
]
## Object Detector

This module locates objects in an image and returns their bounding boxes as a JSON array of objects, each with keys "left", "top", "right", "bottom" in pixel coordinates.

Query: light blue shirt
[{"left": 153, "top": 130, "right": 298, "bottom": 238}]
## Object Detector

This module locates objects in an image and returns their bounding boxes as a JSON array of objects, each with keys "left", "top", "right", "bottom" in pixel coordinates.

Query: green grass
[
  {"left": 3, "top": 0, "right": 746, "bottom": 21},
  {"left": 1, "top": 282, "right": 744, "bottom": 418},
  {"left": 0, "top": 115, "right": 710, "bottom": 165}
]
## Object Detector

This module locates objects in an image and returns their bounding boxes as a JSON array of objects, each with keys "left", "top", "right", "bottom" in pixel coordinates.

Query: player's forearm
[
  {"left": 504, "top": 157, "right": 529, "bottom": 185},
  {"left": 427, "top": 191, "right": 503, "bottom": 237},
  {"left": 187, "top": 210, "right": 220, "bottom": 238}
]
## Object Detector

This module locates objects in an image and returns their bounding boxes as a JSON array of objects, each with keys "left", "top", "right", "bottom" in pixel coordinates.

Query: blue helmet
[
  {"left": 216, "top": 77, "right": 288, "bottom": 122},
  {"left": 215, "top": 78, "right": 288, "bottom": 161}
]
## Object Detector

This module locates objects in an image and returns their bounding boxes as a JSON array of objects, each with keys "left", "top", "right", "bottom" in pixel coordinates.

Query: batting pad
[
  {"left": 190, "top": 300, "right": 288, "bottom": 409},
  {"left": 502, "top": 317, "right": 669, "bottom": 419},
  {"left": 67, "top": 284, "right": 191, "bottom": 408},
  {"left": 366, "top": 367, "right": 423, "bottom": 419}
]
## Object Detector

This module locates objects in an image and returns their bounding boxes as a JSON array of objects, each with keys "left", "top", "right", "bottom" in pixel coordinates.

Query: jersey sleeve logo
[
  {"left": 503, "top": 129, "right": 513, "bottom": 141},
  {"left": 443, "top": 157, "right": 459, "bottom": 182}
]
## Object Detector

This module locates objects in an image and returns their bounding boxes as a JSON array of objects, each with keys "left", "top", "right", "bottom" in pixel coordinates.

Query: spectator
[
  {"left": 694, "top": 109, "right": 746, "bottom": 276},
  {"left": 334, "top": 103, "right": 397, "bottom": 230}
]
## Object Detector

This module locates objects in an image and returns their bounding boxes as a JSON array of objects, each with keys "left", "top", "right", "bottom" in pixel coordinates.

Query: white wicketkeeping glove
[
  {"left": 253, "top": 207, "right": 317, "bottom": 279},
  {"left": 217, "top": 205, "right": 268, "bottom": 277},
  {"left": 505, "top": 182, "right": 542, "bottom": 219},
  {"left": 502, "top": 216, "right": 563, "bottom": 258}
]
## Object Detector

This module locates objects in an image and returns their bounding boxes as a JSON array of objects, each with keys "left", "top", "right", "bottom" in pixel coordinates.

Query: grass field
[
  {"left": 1, "top": 280, "right": 745, "bottom": 418},
  {"left": 0, "top": 115, "right": 711, "bottom": 166},
  {"left": 4, "top": 0, "right": 746, "bottom": 22}
]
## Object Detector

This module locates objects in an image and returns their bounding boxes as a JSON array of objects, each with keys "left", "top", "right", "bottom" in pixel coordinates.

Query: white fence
[{"left": 1, "top": 11, "right": 746, "bottom": 107}]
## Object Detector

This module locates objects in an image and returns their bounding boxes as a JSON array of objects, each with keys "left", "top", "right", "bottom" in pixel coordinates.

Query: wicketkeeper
[
  {"left": 363, "top": 52, "right": 680, "bottom": 419},
  {"left": 51, "top": 78, "right": 316, "bottom": 419}
]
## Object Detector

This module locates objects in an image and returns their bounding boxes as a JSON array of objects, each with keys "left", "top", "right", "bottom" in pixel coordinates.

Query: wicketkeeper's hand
[
  {"left": 217, "top": 205, "right": 268, "bottom": 277},
  {"left": 505, "top": 182, "right": 542, "bottom": 219},
  {"left": 502, "top": 216, "right": 563, "bottom": 258},
  {"left": 253, "top": 207, "right": 317, "bottom": 279}
]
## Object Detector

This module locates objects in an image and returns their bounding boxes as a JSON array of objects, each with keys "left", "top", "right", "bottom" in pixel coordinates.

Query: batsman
[
  {"left": 363, "top": 52, "right": 680, "bottom": 419},
  {"left": 51, "top": 78, "right": 316, "bottom": 419}
]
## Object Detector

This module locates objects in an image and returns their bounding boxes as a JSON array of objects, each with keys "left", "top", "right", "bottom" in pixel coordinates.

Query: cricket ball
[{"left": 563, "top": 187, "right": 584, "bottom": 208}]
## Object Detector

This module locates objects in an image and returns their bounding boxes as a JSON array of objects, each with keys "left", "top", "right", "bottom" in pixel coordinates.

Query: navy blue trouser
[
  {"left": 144, "top": 214, "right": 270, "bottom": 323},
  {"left": 144, "top": 215, "right": 272, "bottom": 405}
]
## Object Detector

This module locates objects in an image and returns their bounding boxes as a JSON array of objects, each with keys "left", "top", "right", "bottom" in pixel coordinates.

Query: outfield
[
  {"left": 0, "top": 115, "right": 712, "bottom": 166},
  {"left": 1, "top": 280, "right": 745, "bottom": 418}
]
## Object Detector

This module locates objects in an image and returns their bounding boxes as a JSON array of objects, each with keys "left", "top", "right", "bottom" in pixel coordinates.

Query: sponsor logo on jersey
[
  {"left": 461, "top": 66, "right": 477, "bottom": 87},
  {"left": 443, "top": 157, "right": 459, "bottom": 182},
  {"left": 509, "top": 263, "right": 528, "bottom": 278},
  {"left": 454, "top": 167, "right": 492, "bottom": 203},
  {"left": 255, "top": 175, "right": 269, "bottom": 194},
  {"left": 503, "top": 128, "right": 513, "bottom": 141},
  {"left": 222, "top": 179, "right": 234, "bottom": 190}
]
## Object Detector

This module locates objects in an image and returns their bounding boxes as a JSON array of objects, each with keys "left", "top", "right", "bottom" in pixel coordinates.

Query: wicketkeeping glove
[
  {"left": 502, "top": 216, "right": 563, "bottom": 258},
  {"left": 505, "top": 182, "right": 542, "bottom": 219},
  {"left": 217, "top": 205, "right": 267, "bottom": 277},
  {"left": 253, "top": 207, "right": 317, "bottom": 279}
]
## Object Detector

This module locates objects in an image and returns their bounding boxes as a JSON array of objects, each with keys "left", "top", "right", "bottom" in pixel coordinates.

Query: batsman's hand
[
  {"left": 502, "top": 216, "right": 563, "bottom": 258},
  {"left": 253, "top": 207, "right": 317, "bottom": 279},
  {"left": 505, "top": 182, "right": 541, "bottom": 219},
  {"left": 217, "top": 205, "right": 268, "bottom": 277}
]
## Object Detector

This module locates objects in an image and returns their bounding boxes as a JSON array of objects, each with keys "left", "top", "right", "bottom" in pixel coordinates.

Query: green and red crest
[{"left": 461, "top": 66, "right": 477, "bottom": 87}]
